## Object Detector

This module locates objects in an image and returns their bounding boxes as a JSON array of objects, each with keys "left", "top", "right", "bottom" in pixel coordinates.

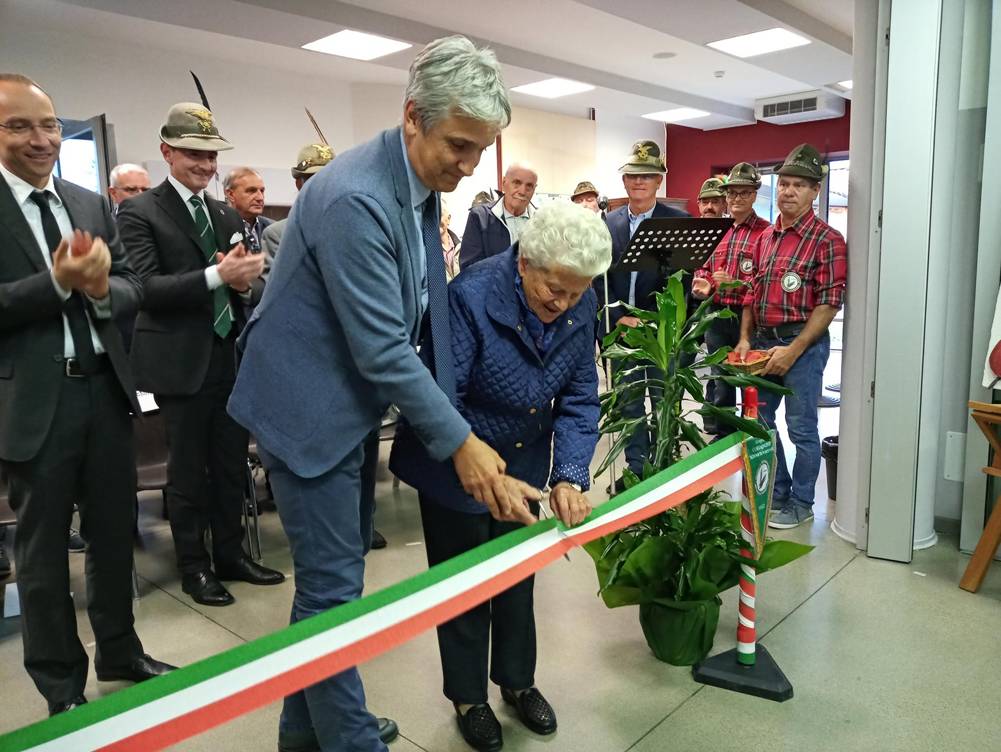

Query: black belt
[
  {"left": 756, "top": 322, "right": 805, "bottom": 340},
  {"left": 61, "top": 353, "right": 111, "bottom": 378}
]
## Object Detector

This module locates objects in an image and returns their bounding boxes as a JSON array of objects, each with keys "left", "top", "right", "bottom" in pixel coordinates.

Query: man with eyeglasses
[
  {"left": 693, "top": 163, "right": 770, "bottom": 436},
  {"left": 118, "top": 102, "right": 284, "bottom": 608},
  {"left": 734, "top": 144, "right": 847, "bottom": 529},
  {"left": 600, "top": 140, "right": 689, "bottom": 492},
  {"left": 0, "top": 73, "right": 175, "bottom": 716},
  {"left": 107, "top": 163, "right": 150, "bottom": 215},
  {"left": 696, "top": 177, "right": 727, "bottom": 218}
]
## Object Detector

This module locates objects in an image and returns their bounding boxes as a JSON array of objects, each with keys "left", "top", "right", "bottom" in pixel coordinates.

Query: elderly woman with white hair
[{"left": 391, "top": 201, "right": 612, "bottom": 752}]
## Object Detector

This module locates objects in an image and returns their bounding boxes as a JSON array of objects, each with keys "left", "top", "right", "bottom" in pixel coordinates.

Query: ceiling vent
[{"left": 755, "top": 90, "right": 845, "bottom": 124}]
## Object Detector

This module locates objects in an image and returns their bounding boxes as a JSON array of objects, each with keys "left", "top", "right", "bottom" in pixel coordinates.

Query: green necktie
[{"left": 189, "top": 195, "right": 233, "bottom": 339}]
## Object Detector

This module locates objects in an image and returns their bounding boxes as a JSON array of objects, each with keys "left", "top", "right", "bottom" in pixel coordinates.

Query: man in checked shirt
[
  {"left": 693, "top": 162, "right": 770, "bottom": 436},
  {"left": 734, "top": 144, "right": 847, "bottom": 530}
]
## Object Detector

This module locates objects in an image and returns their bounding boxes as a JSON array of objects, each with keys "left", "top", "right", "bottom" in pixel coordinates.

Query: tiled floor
[{"left": 3, "top": 361, "right": 1000, "bottom": 751}]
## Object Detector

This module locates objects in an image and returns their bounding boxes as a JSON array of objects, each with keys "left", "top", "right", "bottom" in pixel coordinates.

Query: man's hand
[
  {"left": 453, "top": 432, "right": 507, "bottom": 509},
  {"left": 497, "top": 476, "right": 540, "bottom": 526},
  {"left": 760, "top": 344, "right": 803, "bottom": 376},
  {"left": 215, "top": 243, "right": 264, "bottom": 291},
  {"left": 733, "top": 337, "right": 752, "bottom": 362},
  {"left": 692, "top": 278, "right": 712, "bottom": 300},
  {"left": 52, "top": 229, "right": 111, "bottom": 299},
  {"left": 549, "top": 482, "right": 591, "bottom": 527},
  {"left": 618, "top": 315, "right": 641, "bottom": 329},
  {"left": 712, "top": 270, "right": 734, "bottom": 285}
]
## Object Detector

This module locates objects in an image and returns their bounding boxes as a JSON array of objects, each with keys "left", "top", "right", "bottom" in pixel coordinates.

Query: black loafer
[
  {"left": 371, "top": 529, "right": 387, "bottom": 550},
  {"left": 49, "top": 694, "right": 87, "bottom": 716},
  {"left": 215, "top": 555, "right": 285, "bottom": 586},
  {"left": 277, "top": 717, "right": 398, "bottom": 751},
  {"left": 97, "top": 653, "right": 176, "bottom": 683},
  {"left": 501, "top": 687, "right": 556, "bottom": 735},
  {"left": 182, "top": 569, "right": 234, "bottom": 606},
  {"left": 455, "top": 703, "right": 502, "bottom": 752}
]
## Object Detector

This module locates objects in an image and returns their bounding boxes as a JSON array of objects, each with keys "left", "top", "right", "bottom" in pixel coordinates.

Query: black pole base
[{"left": 691, "top": 645, "right": 793, "bottom": 702}]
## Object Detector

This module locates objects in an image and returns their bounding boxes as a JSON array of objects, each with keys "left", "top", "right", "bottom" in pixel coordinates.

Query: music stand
[{"left": 615, "top": 217, "right": 732, "bottom": 273}]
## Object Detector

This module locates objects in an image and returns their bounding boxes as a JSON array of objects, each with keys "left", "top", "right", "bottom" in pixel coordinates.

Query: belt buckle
[{"left": 64, "top": 358, "right": 84, "bottom": 378}]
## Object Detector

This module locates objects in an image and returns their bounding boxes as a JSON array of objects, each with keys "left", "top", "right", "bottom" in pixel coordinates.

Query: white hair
[
  {"left": 223, "top": 167, "right": 262, "bottom": 192},
  {"left": 504, "top": 162, "right": 537, "bottom": 180},
  {"left": 404, "top": 35, "right": 511, "bottom": 132},
  {"left": 519, "top": 202, "right": 612, "bottom": 278},
  {"left": 109, "top": 163, "right": 148, "bottom": 187}
]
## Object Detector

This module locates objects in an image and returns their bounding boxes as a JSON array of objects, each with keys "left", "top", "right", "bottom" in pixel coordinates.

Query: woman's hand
[{"left": 549, "top": 483, "right": 591, "bottom": 527}]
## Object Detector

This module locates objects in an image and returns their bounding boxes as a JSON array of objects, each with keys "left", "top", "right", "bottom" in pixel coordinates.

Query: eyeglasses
[
  {"left": 116, "top": 185, "right": 149, "bottom": 195},
  {"left": 623, "top": 173, "right": 660, "bottom": 182},
  {"left": 727, "top": 189, "right": 757, "bottom": 199},
  {"left": 0, "top": 119, "right": 63, "bottom": 137}
]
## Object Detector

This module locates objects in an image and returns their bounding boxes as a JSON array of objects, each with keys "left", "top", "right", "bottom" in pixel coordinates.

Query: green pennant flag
[{"left": 741, "top": 430, "right": 777, "bottom": 557}]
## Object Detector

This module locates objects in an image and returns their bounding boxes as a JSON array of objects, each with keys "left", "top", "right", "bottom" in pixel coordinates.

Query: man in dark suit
[
  {"left": 229, "top": 36, "right": 537, "bottom": 752},
  {"left": 223, "top": 166, "right": 272, "bottom": 252},
  {"left": 601, "top": 140, "right": 689, "bottom": 488},
  {"left": 118, "top": 102, "right": 284, "bottom": 608},
  {"left": 0, "top": 73, "right": 174, "bottom": 716},
  {"left": 458, "top": 162, "right": 536, "bottom": 270}
]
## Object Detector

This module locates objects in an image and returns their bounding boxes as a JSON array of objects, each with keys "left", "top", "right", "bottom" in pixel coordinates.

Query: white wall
[
  {"left": 0, "top": 10, "right": 354, "bottom": 204},
  {"left": 594, "top": 108, "right": 668, "bottom": 201}
]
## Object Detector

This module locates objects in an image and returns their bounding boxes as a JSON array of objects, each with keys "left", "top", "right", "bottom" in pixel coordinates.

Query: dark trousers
[
  {"left": 359, "top": 429, "right": 379, "bottom": 555},
  {"left": 260, "top": 440, "right": 385, "bottom": 752},
  {"left": 2, "top": 371, "right": 143, "bottom": 710},
  {"left": 419, "top": 495, "right": 538, "bottom": 705},
  {"left": 156, "top": 337, "right": 246, "bottom": 574},
  {"left": 703, "top": 308, "right": 742, "bottom": 436}
]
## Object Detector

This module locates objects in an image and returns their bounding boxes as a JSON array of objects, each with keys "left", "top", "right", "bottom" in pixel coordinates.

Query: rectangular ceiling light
[
  {"left": 837, "top": 79, "right": 853, "bottom": 89},
  {"left": 511, "top": 78, "right": 595, "bottom": 99},
  {"left": 642, "top": 108, "right": 710, "bottom": 123},
  {"left": 707, "top": 27, "right": 811, "bottom": 58},
  {"left": 302, "top": 29, "right": 412, "bottom": 61}
]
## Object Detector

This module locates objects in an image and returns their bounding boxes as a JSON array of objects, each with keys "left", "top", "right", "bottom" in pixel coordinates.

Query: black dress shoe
[
  {"left": 371, "top": 529, "right": 387, "bottom": 550},
  {"left": 277, "top": 717, "right": 398, "bottom": 751},
  {"left": 97, "top": 653, "right": 177, "bottom": 683},
  {"left": 501, "top": 687, "right": 556, "bottom": 735},
  {"left": 215, "top": 555, "right": 285, "bottom": 586},
  {"left": 0, "top": 542, "right": 10, "bottom": 579},
  {"left": 378, "top": 716, "right": 399, "bottom": 743},
  {"left": 182, "top": 570, "right": 234, "bottom": 606},
  {"left": 49, "top": 694, "right": 87, "bottom": 716},
  {"left": 455, "top": 703, "right": 503, "bottom": 752}
]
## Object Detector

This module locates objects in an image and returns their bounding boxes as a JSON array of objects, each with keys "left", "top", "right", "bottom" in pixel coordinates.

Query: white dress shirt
[
  {"left": 0, "top": 163, "right": 108, "bottom": 356},
  {"left": 166, "top": 175, "right": 224, "bottom": 291},
  {"left": 626, "top": 205, "right": 655, "bottom": 306}
]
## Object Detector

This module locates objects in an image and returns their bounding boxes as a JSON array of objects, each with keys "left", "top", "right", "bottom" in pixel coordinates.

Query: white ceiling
[{"left": 37, "top": 0, "right": 853, "bottom": 130}]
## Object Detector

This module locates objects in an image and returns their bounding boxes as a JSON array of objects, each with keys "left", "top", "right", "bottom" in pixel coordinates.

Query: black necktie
[
  {"left": 420, "top": 195, "right": 455, "bottom": 402},
  {"left": 28, "top": 191, "right": 99, "bottom": 371}
]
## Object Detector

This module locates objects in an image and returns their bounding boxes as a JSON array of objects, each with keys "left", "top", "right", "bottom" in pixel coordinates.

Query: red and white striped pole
[{"left": 737, "top": 386, "right": 758, "bottom": 666}]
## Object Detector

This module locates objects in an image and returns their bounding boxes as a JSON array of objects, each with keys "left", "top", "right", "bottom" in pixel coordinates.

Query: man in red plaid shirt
[
  {"left": 735, "top": 144, "right": 847, "bottom": 529},
  {"left": 693, "top": 163, "right": 770, "bottom": 435}
]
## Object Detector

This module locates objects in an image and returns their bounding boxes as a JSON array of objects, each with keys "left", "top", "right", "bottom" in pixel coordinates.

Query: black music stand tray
[{"left": 615, "top": 217, "right": 732, "bottom": 273}]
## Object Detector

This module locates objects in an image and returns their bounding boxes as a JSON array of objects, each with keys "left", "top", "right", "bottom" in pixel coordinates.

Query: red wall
[{"left": 665, "top": 102, "right": 851, "bottom": 212}]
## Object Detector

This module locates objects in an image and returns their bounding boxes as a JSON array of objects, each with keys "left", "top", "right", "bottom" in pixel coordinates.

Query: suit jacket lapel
[
  {"left": 206, "top": 195, "right": 237, "bottom": 254},
  {"left": 0, "top": 176, "right": 47, "bottom": 273},
  {"left": 154, "top": 181, "right": 211, "bottom": 262},
  {"left": 385, "top": 127, "right": 423, "bottom": 338},
  {"left": 54, "top": 177, "right": 85, "bottom": 233}
]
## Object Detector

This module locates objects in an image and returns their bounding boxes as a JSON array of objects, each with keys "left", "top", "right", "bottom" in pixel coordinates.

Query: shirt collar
[
  {"left": 628, "top": 204, "right": 655, "bottom": 222},
  {"left": 0, "top": 161, "right": 58, "bottom": 208},
  {"left": 734, "top": 210, "right": 760, "bottom": 228},
  {"left": 399, "top": 128, "right": 431, "bottom": 211},
  {"left": 167, "top": 173, "right": 206, "bottom": 206},
  {"left": 774, "top": 208, "right": 816, "bottom": 236}
]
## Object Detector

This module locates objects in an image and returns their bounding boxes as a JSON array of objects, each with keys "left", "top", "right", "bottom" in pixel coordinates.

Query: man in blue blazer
[
  {"left": 228, "top": 36, "right": 536, "bottom": 752},
  {"left": 600, "top": 140, "right": 689, "bottom": 489}
]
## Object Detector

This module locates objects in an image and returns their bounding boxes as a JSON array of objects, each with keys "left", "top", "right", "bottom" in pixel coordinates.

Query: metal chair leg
[{"left": 245, "top": 459, "right": 262, "bottom": 562}]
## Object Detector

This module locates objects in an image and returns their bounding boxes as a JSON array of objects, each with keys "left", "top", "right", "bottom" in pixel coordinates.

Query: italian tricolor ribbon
[{"left": 0, "top": 433, "right": 745, "bottom": 752}]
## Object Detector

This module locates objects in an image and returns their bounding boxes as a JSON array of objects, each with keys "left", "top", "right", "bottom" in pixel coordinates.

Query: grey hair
[
  {"left": 404, "top": 35, "right": 511, "bottom": 131},
  {"left": 504, "top": 162, "right": 537, "bottom": 180},
  {"left": 519, "top": 202, "right": 612, "bottom": 279},
  {"left": 223, "top": 167, "right": 262, "bottom": 192},
  {"left": 109, "top": 163, "right": 148, "bottom": 186}
]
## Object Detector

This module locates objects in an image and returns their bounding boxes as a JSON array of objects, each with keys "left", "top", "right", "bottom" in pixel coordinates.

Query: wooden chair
[{"left": 959, "top": 401, "right": 1001, "bottom": 592}]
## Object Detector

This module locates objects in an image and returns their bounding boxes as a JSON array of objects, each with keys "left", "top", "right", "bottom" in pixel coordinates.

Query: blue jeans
[
  {"left": 259, "top": 441, "right": 386, "bottom": 752},
  {"left": 754, "top": 333, "right": 830, "bottom": 510}
]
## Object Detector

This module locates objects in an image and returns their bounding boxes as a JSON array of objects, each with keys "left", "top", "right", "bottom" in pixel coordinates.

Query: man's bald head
[{"left": 501, "top": 162, "right": 537, "bottom": 216}]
